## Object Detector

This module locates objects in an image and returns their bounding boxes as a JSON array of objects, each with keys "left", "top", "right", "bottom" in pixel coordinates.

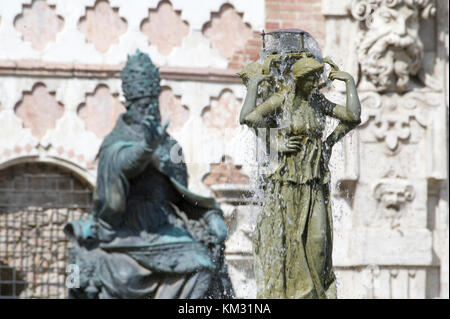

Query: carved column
[{"left": 323, "top": 0, "right": 448, "bottom": 298}]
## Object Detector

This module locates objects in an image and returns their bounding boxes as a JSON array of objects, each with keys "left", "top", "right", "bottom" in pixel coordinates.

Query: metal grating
[{"left": 0, "top": 163, "right": 92, "bottom": 299}]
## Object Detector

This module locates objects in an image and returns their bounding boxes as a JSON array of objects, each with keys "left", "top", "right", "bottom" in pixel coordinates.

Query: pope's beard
[{"left": 359, "top": 31, "right": 423, "bottom": 92}]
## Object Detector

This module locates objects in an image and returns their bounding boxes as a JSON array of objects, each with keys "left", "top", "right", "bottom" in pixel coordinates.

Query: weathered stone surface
[
  {"left": 158, "top": 86, "right": 189, "bottom": 134},
  {"left": 14, "top": 0, "right": 64, "bottom": 51},
  {"left": 203, "top": 4, "right": 254, "bottom": 60},
  {"left": 202, "top": 90, "right": 241, "bottom": 130},
  {"left": 141, "top": 1, "right": 189, "bottom": 56},
  {"left": 77, "top": 85, "right": 126, "bottom": 139},
  {"left": 14, "top": 83, "right": 64, "bottom": 139},
  {"left": 322, "top": 0, "right": 447, "bottom": 299},
  {"left": 334, "top": 266, "right": 439, "bottom": 299},
  {"left": 203, "top": 156, "right": 249, "bottom": 186},
  {"left": 350, "top": 0, "right": 436, "bottom": 92},
  {"left": 333, "top": 229, "right": 433, "bottom": 266},
  {"left": 0, "top": 0, "right": 446, "bottom": 299},
  {"left": 78, "top": 1, "right": 127, "bottom": 53}
]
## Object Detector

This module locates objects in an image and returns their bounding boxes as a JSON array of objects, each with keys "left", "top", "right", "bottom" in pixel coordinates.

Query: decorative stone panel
[
  {"left": 78, "top": 0, "right": 127, "bottom": 53},
  {"left": 203, "top": 4, "right": 254, "bottom": 61},
  {"left": 359, "top": 91, "right": 430, "bottom": 154},
  {"left": 158, "top": 86, "right": 189, "bottom": 134},
  {"left": 202, "top": 90, "right": 241, "bottom": 130},
  {"left": 141, "top": 1, "right": 190, "bottom": 56},
  {"left": 77, "top": 84, "right": 126, "bottom": 139},
  {"left": 14, "top": 83, "right": 64, "bottom": 140},
  {"left": 349, "top": 0, "right": 437, "bottom": 92},
  {"left": 0, "top": 1, "right": 266, "bottom": 299},
  {"left": 14, "top": 0, "right": 64, "bottom": 51},
  {"left": 203, "top": 155, "right": 249, "bottom": 186},
  {"left": 0, "top": 0, "right": 445, "bottom": 299},
  {"left": 335, "top": 265, "right": 439, "bottom": 299},
  {"left": 322, "top": 0, "right": 448, "bottom": 299},
  {"left": 0, "top": 0, "right": 265, "bottom": 66}
]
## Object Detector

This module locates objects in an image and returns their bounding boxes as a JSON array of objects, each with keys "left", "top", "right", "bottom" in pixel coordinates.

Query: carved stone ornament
[
  {"left": 373, "top": 178, "right": 415, "bottom": 211},
  {"left": 15, "top": 83, "right": 64, "bottom": 139},
  {"left": 140, "top": 1, "right": 189, "bottom": 56},
  {"left": 350, "top": 0, "right": 436, "bottom": 92},
  {"left": 203, "top": 4, "right": 254, "bottom": 60},
  {"left": 360, "top": 91, "right": 430, "bottom": 153},
  {"left": 78, "top": 1, "right": 127, "bottom": 53},
  {"left": 14, "top": 0, "right": 64, "bottom": 51}
]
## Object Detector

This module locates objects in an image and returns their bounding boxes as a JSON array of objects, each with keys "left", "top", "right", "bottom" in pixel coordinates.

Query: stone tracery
[
  {"left": 77, "top": 84, "right": 126, "bottom": 139},
  {"left": 203, "top": 4, "right": 254, "bottom": 61},
  {"left": 14, "top": 83, "right": 64, "bottom": 140},
  {"left": 78, "top": 0, "right": 127, "bottom": 53},
  {"left": 14, "top": 0, "right": 64, "bottom": 51},
  {"left": 140, "top": 1, "right": 190, "bottom": 56}
]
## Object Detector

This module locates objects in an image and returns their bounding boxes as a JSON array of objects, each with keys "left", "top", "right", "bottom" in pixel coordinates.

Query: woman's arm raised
[
  {"left": 327, "top": 71, "right": 361, "bottom": 123},
  {"left": 240, "top": 75, "right": 283, "bottom": 128}
]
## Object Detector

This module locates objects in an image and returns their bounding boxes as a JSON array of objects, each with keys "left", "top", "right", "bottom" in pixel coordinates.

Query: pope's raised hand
[{"left": 142, "top": 115, "right": 166, "bottom": 149}]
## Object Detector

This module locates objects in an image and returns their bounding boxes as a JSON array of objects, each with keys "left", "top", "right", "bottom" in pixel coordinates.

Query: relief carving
[
  {"left": 359, "top": 91, "right": 429, "bottom": 153},
  {"left": 373, "top": 178, "right": 415, "bottom": 211},
  {"left": 350, "top": 0, "right": 436, "bottom": 92},
  {"left": 372, "top": 174, "right": 415, "bottom": 229}
]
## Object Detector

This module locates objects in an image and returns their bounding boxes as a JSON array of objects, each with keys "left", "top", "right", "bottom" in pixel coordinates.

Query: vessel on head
[{"left": 262, "top": 28, "right": 322, "bottom": 58}]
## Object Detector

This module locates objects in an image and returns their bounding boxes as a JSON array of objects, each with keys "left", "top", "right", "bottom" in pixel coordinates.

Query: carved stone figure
[
  {"left": 350, "top": 0, "right": 436, "bottom": 92},
  {"left": 239, "top": 30, "right": 361, "bottom": 299},
  {"left": 64, "top": 50, "right": 234, "bottom": 299},
  {"left": 359, "top": 91, "right": 430, "bottom": 154},
  {"left": 373, "top": 178, "right": 415, "bottom": 210}
]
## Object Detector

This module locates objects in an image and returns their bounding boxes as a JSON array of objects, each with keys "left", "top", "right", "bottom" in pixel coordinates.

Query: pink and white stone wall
[{"left": 0, "top": 0, "right": 448, "bottom": 299}]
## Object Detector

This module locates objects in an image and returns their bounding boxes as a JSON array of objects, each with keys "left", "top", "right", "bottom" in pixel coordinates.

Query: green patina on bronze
[
  {"left": 239, "top": 30, "right": 361, "bottom": 299},
  {"left": 64, "top": 50, "right": 234, "bottom": 299}
]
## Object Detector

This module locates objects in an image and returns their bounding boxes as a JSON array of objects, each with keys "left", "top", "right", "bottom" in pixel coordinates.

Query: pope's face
[
  {"left": 129, "top": 96, "right": 161, "bottom": 124},
  {"left": 134, "top": 96, "right": 154, "bottom": 113}
]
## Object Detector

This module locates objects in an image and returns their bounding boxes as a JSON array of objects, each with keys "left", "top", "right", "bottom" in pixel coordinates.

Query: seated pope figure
[{"left": 64, "top": 51, "right": 233, "bottom": 299}]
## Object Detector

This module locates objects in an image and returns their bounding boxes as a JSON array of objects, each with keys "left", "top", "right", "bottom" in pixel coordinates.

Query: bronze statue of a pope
[{"left": 64, "top": 51, "right": 234, "bottom": 299}]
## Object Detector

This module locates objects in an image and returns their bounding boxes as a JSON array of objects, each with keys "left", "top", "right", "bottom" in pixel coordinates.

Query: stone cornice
[{"left": 0, "top": 60, "right": 242, "bottom": 83}]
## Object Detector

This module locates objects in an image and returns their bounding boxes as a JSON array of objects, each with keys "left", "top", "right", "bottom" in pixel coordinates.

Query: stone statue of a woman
[{"left": 239, "top": 32, "right": 361, "bottom": 298}]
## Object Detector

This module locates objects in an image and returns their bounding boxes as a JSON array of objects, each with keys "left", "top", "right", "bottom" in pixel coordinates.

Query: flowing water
[{"left": 239, "top": 30, "right": 352, "bottom": 297}]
